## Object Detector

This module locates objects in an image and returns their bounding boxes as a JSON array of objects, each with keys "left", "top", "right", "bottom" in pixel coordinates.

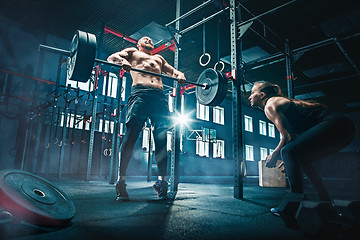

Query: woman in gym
[{"left": 248, "top": 81, "right": 357, "bottom": 215}]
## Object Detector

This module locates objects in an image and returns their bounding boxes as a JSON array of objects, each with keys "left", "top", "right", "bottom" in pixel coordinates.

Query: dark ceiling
[{"left": 1, "top": 0, "right": 360, "bottom": 112}]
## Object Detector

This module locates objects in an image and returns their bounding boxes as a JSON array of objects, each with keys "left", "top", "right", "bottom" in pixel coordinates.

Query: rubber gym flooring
[{"left": 1, "top": 176, "right": 359, "bottom": 240}]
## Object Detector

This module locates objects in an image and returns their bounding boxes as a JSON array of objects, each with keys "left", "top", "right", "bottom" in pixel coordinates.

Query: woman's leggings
[{"left": 280, "top": 113, "right": 357, "bottom": 201}]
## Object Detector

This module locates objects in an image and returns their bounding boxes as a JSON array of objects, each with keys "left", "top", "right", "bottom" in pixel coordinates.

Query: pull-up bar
[
  {"left": 237, "top": 0, "right": 298, "bottom": 28},
  {"left": 180, "top": 7, "right": 229, "bottom": 35},
  {"left": 165, "top": 0, "right": 214, "bottom": 27}
]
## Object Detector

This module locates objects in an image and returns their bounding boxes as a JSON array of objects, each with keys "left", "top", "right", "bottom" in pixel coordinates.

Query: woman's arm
[{"left": 264, "top": 98, "right": 296, "bottom": 168}]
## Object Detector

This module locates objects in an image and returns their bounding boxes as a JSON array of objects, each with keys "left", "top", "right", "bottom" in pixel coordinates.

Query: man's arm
[
  {"left": 157, "top": 55, "right": 186, "bottom": 84},
  {"left": 107, "top": 47, "right": 137, "bottom": 71}
]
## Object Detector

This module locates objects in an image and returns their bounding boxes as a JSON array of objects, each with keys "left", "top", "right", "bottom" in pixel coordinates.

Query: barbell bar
[
  {"left": 39, "top": 44, "right": 208, "bottom": 89},
  {"left": 39, "top": 30, "right": 228, "bottom": 106}
]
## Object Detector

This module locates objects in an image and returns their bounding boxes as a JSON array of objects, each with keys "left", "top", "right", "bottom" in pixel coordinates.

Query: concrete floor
[{"left": 1, "top": 176, "right": 359, "bottom": 240}]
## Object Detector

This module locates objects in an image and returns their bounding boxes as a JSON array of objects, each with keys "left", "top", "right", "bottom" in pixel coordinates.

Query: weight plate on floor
[
  {"left": 67, "top": 30, "right": 97, "bottom": 82},
  {"left": 0, "top": 169, "right": 76, "bottom": 226},
  {"left": 196, "top": 68, "right": 228, "bottom": 106}
]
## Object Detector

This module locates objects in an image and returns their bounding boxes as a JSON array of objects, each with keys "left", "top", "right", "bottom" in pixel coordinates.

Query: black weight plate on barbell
[
  {"left": 67, "top": 30, "right": 97, "bottom": 82},
  {"left": 0, "top": 169, "right": 76, "bottom": 227},
  {"left": 196, "top": 68, "right": 228, "bottom": 106}
]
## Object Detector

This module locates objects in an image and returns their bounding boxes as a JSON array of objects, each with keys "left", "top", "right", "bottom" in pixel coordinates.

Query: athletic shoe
[
  {"left": 115, "top": 180, "right": 129, "bottom": 200},
  {"left": 270, "top": 207, "right": 281, "bottom": 217},
  {"left": 153, "top": 180, "right": 168, "bottom": 200}
]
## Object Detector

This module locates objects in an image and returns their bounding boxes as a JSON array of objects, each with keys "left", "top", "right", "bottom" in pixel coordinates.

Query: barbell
[{"left": 39, "top": 30, "right": 228, "bottom": 106}]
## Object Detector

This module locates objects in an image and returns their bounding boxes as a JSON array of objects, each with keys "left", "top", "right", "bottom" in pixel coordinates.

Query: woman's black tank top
[{"left": 283, "top": 101, "right": 329, "bottom": 134}]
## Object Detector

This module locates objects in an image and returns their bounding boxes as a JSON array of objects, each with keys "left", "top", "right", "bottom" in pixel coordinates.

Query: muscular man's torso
[{"left": 128, "top": 50, "right": 164, "bottom": 90}]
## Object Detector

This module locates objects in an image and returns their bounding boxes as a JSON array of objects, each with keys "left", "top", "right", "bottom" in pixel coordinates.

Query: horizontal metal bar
[
  {"left": 334, "top": 39, "right": 360, "bottom": 74},
  {"left": 238, "top": 0, "right": 297, "bottom": 28},
  {"left": 245, "top": 27, "right": 289, "bottom": 57},
  {"left": 39, "top": 43, "right": 205, "bottom": 88},
  {"left": 165, "top": 0, "right": 214, "bottom": 27},
  {"left": 294, "top": 73, "right": 360, "bottom": 89},
  {"left": 180, "top": 7, "right": 229, "bottom": 35},
  {"left": 238, "top": 2, "right": 285, "bottom": 44},
  {"left": 94, "top": 59, "right": 205, "bottom": 88},
  {"left": 39, "top": 44, "right": 71, "bottom": 57}
]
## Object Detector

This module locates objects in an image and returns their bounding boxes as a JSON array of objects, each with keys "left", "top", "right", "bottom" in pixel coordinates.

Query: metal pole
[
  {"left": 147, "top": 127, "right": 153, "bottom": 182},
  {"left": 86, "top": 69, "right": 99, "bottom": 181},
  {"left": 31, "top": 120, "right": 43, "bottom": 173},
  {"left": 165, "top": 0, "right": 213, "bottom": 27},
  {"left": 58, "top": 85, "right": 71, "bottom": 178},
  {"left": 238, "top": 2, "right": 286, "bottom": 44},
  {"left": 285, "top": 39, "right": 294, "bottom": 99},
  {"left": 237, "top": 0, "right": 297, "bottom": 28},
  {"left": 170, "top": 0, "right": 182, "bottom": 193},
  {"left": 230, "top": 0, "right": 244, "bottom": 199},
  {"left": 245, "top": 33, "right": 360, "bottom": 71},
  {"left": 109, "top": 74, "right": 124, "bottom": 184},
  {"left": 180, "top": 7, "right": 229, "bottom": 35},
  {"left": 334, "top": 39, "right": 360, "bottom": 74}
]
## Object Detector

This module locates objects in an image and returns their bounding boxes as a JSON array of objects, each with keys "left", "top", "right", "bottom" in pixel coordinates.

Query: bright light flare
[{"left": 171, "top": 110, "right": 195, "bottom": 129}]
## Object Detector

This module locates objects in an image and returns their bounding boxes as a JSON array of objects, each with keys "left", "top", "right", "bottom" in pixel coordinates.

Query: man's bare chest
[{"left": 130, "top": 52, "right": 162, "bottom": 67}]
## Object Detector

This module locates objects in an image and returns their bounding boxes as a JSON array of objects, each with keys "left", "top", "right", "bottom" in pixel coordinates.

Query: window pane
[
  {"left": 196, "top": 137, "right": 209, "bottom": 157},
  {"left": 169, "top": 93, "right": 174, "bottom": 112},
  {"left": 213, "top": 140, "right": 225, "bottom": 158},
  {"left": 259, "top": 120, "right": 267, "bottom": 135},
  {"left": 213, "top": 106, "right": 224, "bottom": 125},
  {"left": 197, "top": 101, "right": 209, "bottom": 121},
  {"left": 260, "top": 147, "right": 268, "bottom": 160},
  {"left": 268, "top": 123, "right": 275, "bottom": 138},
  {"left": 167, "top": 131, "right": 172, "bottom": 151},
  {"left": 244, "top": 115, "right": 253, "bottom": 132},
  {"left": 245, "top": 145, "right": 254, "bottom": 161}
]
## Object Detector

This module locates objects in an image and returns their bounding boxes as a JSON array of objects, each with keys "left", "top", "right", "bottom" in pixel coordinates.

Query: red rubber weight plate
[{"left": 0, "top": 169, "right": 76, "bottom": 226}]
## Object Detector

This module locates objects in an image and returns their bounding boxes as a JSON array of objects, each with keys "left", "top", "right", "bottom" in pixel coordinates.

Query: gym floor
[{"left": 1, "top": 176, "right": 359, "bottom": 240}]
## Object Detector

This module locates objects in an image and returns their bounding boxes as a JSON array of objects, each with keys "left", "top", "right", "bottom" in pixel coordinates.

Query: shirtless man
[{"left": 107, "top": 36, "right": 186, "bottom": 200}]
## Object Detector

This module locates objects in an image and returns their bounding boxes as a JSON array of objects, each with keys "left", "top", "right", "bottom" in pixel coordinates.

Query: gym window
[
  {"left": 166, "top": 130, "right": 183, "bottom": 152},
  {"left": 268, "top": 123, "right": 275, "bottom": 138},
  {"left": 260, "top": 147, "right": 268, "bottom": 160},
  {"left": 196, "top": 100, "right": 209, "bottom": 121},
  {"left": 245, "top": 145, "right": 254, "bottom": 161},
  {"left": 259, "top": 120, "right": 267, "bottom": 136},
  {"left": 98, "top": 119, "right": 116, "bottom": 134},
  {"left": 168, "top": 93, "right": 174, "bottom": 112},
  {"left": 202, "top": 127, "right": 216, "bottom": 142},
  {"left": 213, "top": 106, "right": 224, "bottom": 125},
  {"left": 142, "top": 127, "right": 155, "bottom": 152},
  {"left": 167, "top": 131, "right": 172, "bottom": 151},
  {"left": 196, "top": 136, "right": 209, "bottom": 157},
  {"left": 67, "top": 72, "right": 126, "bottom": 101},
  {"left": 102, "top": 73, "right": 127, "bottom": 101},
  {"left": 213, "top": 140, "right": 225, "bottom": 159},
  {"left": 244, "top": 115, "right": 253, "bottom": 132},
  {"left": 60, "top": 112, "right": 91, "bottom": 131},
  {"left": 66, "top": 73, "right": 94, "bottom": 93}
]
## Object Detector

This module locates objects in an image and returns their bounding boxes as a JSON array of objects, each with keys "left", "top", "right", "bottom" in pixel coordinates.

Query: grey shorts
[{"left": 125, "top": 85, "right": 171, "bottom": 130}]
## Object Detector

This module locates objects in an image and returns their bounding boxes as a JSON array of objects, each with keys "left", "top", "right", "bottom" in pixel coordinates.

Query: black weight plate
[
  {"left": 67, "top": 30, "right": 97, "bottom": 82},
  {"left": 212, "top": 70, "right": 228, "bottom": 106},
  {"left": 196, "top": 68, "right": 228, "bottom": 106},
  {"left": 0, "top": 169, "right": 76, "bottom": 226}
]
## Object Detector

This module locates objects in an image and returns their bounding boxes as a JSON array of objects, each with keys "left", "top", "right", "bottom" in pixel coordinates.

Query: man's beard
[{"left": 145, "top": 45, "right": 154, "bottom": 51}]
